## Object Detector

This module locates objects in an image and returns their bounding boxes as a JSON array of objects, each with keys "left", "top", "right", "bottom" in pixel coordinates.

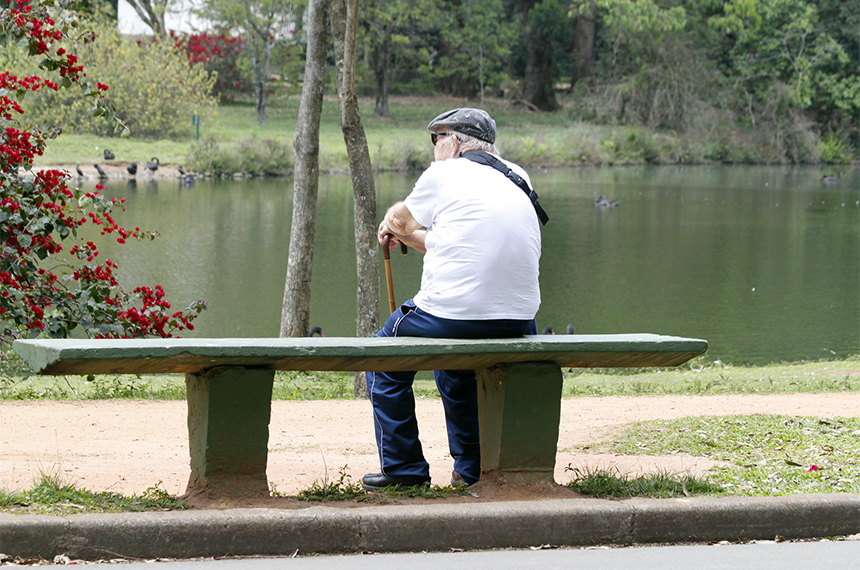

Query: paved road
[{"left": 115, "top": 540, "right": 860, "bottom": 570}]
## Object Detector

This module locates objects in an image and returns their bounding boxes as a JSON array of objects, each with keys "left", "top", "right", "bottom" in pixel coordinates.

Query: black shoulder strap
[{"left": 460, "top": 151, "right": 549, "bottom": 225}]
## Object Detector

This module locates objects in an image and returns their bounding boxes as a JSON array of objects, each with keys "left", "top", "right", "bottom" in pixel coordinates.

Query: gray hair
[{"left": 452, "top": 130, "right": 499, "bottom": 155}]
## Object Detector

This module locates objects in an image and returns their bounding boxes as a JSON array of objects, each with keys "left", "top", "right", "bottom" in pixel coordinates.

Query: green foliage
[
  {"left": 566, "top": 5, "right": 729, "bottom": 132},
  {"left": 185, "top": 135, "right": 293, "bottom": 176},
  {"left": 357, "top": 0, "right": 445, "bottom": 107},
  {"left": 372, "top": 137, "right": 433, "bottom": 171},
  {"left": 724, "top": 0, "right": 860, "bottom": 136},
  {"left": 561, "top": 0, "right": 858, "bottom": 159},
  {"left": 439, "top": 0, "right": 517, "bottom": 103},
  {"left": 598, "top": 415, "right": 860, "bottom": 495},
  {"left": 18, "top": 18, "right": 217, "bottom": 138},
  {"left": 0, "top": 473, "right": 187, "bottom": 514},
  {"left": 817, "top": 131, "right": 853, "bottom": 164},
  {"left": 565, "top": 466, "right": 725, "bottom": 498},
  {"left": 708, "top": 0, "right": 763, "bottom": 33},
  {"left": 295, "top": 466, "right": 366, "bottom": 501},
  {"left": 570, "top": 0, "right": 687, "bottom": 33}
]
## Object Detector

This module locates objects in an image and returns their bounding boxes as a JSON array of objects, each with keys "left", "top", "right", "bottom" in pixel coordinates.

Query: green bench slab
[{"left": 13, "top": 334, "right": 707, "bottom": 497}]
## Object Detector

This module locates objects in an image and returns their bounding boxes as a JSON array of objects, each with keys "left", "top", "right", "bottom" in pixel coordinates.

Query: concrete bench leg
[
  {"left": 477, "top": 362, "right": 563, "bottom": 484},
  {"left": 184, "top": 366, "right": 275, "bottom": 497}
]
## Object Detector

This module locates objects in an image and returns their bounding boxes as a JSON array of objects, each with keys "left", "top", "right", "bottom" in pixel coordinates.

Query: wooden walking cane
[
  {"left": 381, "top": 234, "right": 408, "bottom": 314},
  {"left": 382, "top": 234, "right": 397, "bottom": 314}
]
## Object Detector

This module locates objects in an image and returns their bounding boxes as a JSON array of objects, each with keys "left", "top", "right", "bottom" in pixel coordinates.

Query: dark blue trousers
[{"left": 366, "top": 299, "right": 536, "bottom": 485}]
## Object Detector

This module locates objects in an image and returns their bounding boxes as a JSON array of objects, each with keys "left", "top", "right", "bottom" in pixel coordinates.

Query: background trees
[
  {"left": 96, "top": 0, "right": 855, "bottom": 159},
  {"left": 196, "top": 0, "right": 300, "bottom": 125}
]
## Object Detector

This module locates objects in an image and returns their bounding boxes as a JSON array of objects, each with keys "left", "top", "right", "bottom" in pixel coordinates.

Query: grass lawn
[{"left": 588, "top": 414, "right": 860, "bottom": 496}]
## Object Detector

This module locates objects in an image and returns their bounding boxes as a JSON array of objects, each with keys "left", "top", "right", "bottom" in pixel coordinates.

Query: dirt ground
[{"left": 3, "top": 392, "right": 859, "bottom": 507}]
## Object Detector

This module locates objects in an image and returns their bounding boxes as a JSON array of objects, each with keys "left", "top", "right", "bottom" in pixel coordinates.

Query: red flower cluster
[
  {"left": 10, "top": 4, "right": 61, "bottom": 54},
  {"left": 177, "top": 31, "right": 242, "bottom": 65},
  {"left": 172, "top": 29, "right": 246, "bottom": 98},
  {"left": 0, "top": 2, "right": 204, "bottom": 341}
]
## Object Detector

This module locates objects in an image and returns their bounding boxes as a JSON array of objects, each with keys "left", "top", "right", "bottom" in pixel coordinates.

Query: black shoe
[
  {"left": 451, "top": 470, "right": 476, "bottom": 487},
  {"left": 361, "top": 472, "right": 431, "bottom": 491}
]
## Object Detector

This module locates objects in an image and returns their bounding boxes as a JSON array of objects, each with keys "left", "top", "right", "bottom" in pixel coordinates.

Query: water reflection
[{"left": 83, "top": 166, "right": 859, "bottom": 365}]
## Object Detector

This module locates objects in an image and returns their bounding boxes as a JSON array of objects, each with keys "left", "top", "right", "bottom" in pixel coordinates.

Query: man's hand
[
  {"left": 378, "top": 202, "right": 419, "bottom": 243},
  {"left": 378, "top": 202, "right": 426, "bottom": 253}
]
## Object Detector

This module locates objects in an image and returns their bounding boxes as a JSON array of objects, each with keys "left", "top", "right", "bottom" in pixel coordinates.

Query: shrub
[
  {"left": 186, "top": 136, "right": 293, "bottom": 176},
  {"left": 817, "top": 131, "right": 853, "bottom": 164},
  {"left": 173, "top": 28, "right": 249, "bottom": 102},
  {"left": 18, "top": 17, "right": 217, "bottom": 139}
]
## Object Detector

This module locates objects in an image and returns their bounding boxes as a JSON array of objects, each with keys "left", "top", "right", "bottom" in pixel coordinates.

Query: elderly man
[{"left": 362, "top": 108, "right": 547, "bottom": 491}]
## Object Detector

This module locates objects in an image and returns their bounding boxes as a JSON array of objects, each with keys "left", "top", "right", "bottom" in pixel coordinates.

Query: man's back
[{"left": 406, "top": 157, "right": 541, "bottom": 320}]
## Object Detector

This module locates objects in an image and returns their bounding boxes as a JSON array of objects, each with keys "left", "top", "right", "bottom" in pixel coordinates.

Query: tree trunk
[
  {"left": 571, "top": 3, "right": 597, "bottom": 90},
  {"left": 255, "top": 38, "right": 272, "bottom": 126},
  {"left": 330, "top": 0, "right": 380, "bottom": 399},
  {"left": 373, "top": 32, "right": 391, "bottom": 118},
  {"left": 245, "top": 26, "right": 269, "bottom": 126},
  {"left": 127, "top": 0, "right": 167, "bottom": 38},
  {"left": 517, "top": 0, "right": 559, "bottom": 111},
  {"left": 280, "top": 0, "right": 328, "bottom": 339}
]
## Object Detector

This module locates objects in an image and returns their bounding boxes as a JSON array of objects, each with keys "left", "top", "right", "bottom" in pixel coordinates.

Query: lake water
[{"left": 88, "top": 165, "right": 859, "bottom": 366}]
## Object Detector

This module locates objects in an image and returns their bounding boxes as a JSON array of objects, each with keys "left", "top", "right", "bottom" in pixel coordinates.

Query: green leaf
[{"left": 38, "top": 58, "right": 59, "bottom": 72}]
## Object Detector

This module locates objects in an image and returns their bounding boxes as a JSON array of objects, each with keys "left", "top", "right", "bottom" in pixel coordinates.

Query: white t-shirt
[{"left": 404, "top": 156, "right": 541, "bottom": 320}]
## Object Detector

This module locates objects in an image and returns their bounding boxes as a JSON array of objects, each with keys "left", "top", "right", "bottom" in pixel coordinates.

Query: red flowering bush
[
  {"left": 0, "top": 1, "right": 205, "bottom": 341},
  {"left": 172, "top": 28, "right": 248, "bottom": 101}
]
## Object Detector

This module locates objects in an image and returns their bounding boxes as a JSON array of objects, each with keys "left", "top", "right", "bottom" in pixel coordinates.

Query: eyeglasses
[{"left": 431, "top": 132, "right": 455, "bottom": 146}]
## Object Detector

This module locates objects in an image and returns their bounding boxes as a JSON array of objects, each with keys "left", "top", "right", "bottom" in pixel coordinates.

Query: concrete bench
[{"left": 13, "top": 334, "right": 707, "bottom": 497}]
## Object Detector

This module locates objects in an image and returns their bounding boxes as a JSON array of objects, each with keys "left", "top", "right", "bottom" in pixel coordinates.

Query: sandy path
[{"left": 3, "top": 393, "right": 859, "bottom": 497}]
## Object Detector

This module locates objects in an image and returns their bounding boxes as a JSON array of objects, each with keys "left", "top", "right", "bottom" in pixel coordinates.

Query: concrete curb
[{"left": 1, "top": 494, "right": 858, "bottom": 560}]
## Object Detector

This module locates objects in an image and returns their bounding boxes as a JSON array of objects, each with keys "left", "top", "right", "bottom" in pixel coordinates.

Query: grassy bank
[
  {"left": 579, "top": 414, "right": 860, "bottom": 496},
  {"left": 37, "top": 96, "right": 852, "bottom": 175},
  {"left": 0, "top": 474, "right": 186, "bottom": 515},
  {"left": 2, "top": 356, "right": 857, "bottom": 401}
]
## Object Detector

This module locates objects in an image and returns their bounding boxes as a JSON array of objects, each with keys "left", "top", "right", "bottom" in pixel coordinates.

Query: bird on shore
[
  {"left": 94, "top": 163, "right": 108, "bottom": 179},
  {"left": 309, "top": 326, "right": 324, "bottom": 337},
  {"left": 146, "top": 157, "right": 159, "bottom": 173},
  {"left": 595, "top": 195, "right": 619, "bottom": 208},
  {"left": 177, "top": 165, "right": 196, "bottom": 185},
  {"left": 127, "top": 163, "right": 138, "bottom": 176},
  {"left": 75, "top": 164, "right": 84, "bottom": 178},
  {"left": 103, "top": 149, "right": 115, "bottom": 160}
]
